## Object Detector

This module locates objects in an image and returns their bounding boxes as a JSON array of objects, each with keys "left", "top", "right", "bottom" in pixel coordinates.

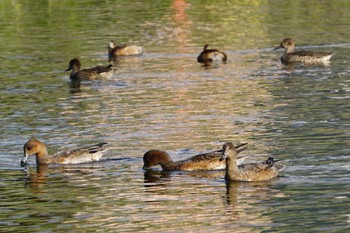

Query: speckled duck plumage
[
  {"left": 274, "top": 38, "right": 334, "bottom": 64},
  {"left": 220, "top": 142, "right": 285, "bottom": 182},
  {"left": 65, "top": 58, "right": 113, "bottom": 81},
  {"left": 21, "top": 138, "right": 109, "bottom": 166}
]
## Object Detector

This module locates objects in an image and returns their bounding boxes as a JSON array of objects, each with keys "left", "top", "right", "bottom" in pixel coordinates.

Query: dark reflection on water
[
  {"left": 143, "top": 169, "right": 224, "bottom": 185},
  {"left": 1, "top": 0, "right": 350, "bottom": 232}
]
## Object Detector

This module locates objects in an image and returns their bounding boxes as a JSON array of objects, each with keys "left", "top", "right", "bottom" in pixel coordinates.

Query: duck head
[
  {"left": 108, "top": 41, "right": 116, "bottom": 49},
  {"left": 21, "top": 138, "right": 47, "bottom": 166},
  {"left": 220, "top": 142, "right": 248, "bottom": 161},
  {"left": 203, "top": 44, "right": 211, "bottom": 51},
  {"left": 274, "top": 38, "right": 295, "bottom": 51},
  {"left": 264, "top": 157, "right": 281, "bottom": 166},
  {"left": 143, "top": 149, "right": 173, "bottom": 169},
  {"left": 108, "top": 41, "right": 117, "bottom": 54},
  {"left": 65, "top": 58, "right": 81, "bottom": 72}
]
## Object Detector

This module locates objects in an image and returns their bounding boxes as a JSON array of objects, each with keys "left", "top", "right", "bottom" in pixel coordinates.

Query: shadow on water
[
  {"left": 143, "top": 169, "right": 224, "bottom": 185},
  {"left": 225, "top": 180, "right": 285, "bottom": 207},
  {"left": 224, "top": 180, "right": 287, "bottom": 230}
]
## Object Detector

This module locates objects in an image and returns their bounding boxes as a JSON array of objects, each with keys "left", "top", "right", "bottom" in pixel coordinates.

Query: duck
[
  {"left": 274, "top": 38, "right": 334, "bottom": 64},
  {"left": 108, "top": 41, "right": 143, "bottom": 57},
  {"left": 220, "top": 142, "right": 285, "bottom": 182},
  {"left": 20, "top": 138, "right": 109, "bottom": 166},
  {"left": 197, "top": 44, "right": 227, "bottom": 63},
  {"left": 143, "top": 143, "right": 248, "bottom": 171},
  {"left": 65, "top": 58, "right": 113, "bottom": 81}
]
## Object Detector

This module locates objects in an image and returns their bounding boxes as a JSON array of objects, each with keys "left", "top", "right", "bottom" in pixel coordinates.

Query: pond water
[{"left": 1, "top": 0, "right": 350, "bottom": 232}]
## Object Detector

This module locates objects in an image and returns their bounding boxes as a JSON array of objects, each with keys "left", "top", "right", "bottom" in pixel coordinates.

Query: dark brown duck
[
  {"left": 143, "top": 143, "right": 247, "bottom": 171},
  {"left": 65, "top": 58, "right": 113, "bottom": 81},
  {"left": 197, "top": 44, "right": 227, "bottom": 63}
]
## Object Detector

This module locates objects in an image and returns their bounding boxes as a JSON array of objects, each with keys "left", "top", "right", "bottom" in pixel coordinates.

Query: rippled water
[{"left": 1, "top": 0, "right": 350, "bottom": 232}]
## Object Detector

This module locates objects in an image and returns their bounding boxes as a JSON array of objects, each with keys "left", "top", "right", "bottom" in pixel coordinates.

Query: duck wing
[
  {"left": 53, "top": 143, "right": 108, "bottom": 164},
  {"left": 75, "top": 65, "right": 113, "bottom": 80},
  {"left": 189, "top": 150, "right": 223, "bottom": 162},
  {"left": 187, "top": 149, "right": 248, "bottom": 165},
  {"left": 85, "top": 65, "right": 113, "bottom": 73},
  {"left": 208, "top": 49, "right": 227, "bottom": 61},
  {"left": 274, "top": 163, "right": 286, "bottom": 171},
  {"left": 291, "top": 50, "right": 333, "bottom": 58},
  {"left": 197, "top": 49, "right": 227, "bottom": 62},
  {"left": 238, "top": 163, "right": 270, "bottom": 173},
  {"left": 171, "top": 150, "right": 224, "bottom": 171},
  {"left": 114, "top": 44, "right": 128, "bottom": 50}
]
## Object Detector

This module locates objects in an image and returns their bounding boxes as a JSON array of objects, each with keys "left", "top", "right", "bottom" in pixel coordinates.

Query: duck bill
[
  {"left": 20, "top": 154, "right": 30, "bottom": 166},
  {"left": 235, "top": 143, "right": 247, "bottom": 149},
  {"left": 219, "top": 153, "right": 227, "bottom": 162},
  {"left": 274, "top": 159, "right": 281, "bottom": 162},
  {"left": 273, "top": 45, "right": 282, "bottom": 51},
  {"left": 65, "top": 67, "right": 71, "bottom": 72},
  {"left": 220, "top": 143, "right": 248, "bottom": 161},
  {"left": 235, "top": 142, "right": 248, "bottom": 154}
]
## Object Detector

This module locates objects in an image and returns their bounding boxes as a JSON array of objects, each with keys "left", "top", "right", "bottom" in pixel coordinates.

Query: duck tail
[
  {"left": 138, "top": 46, "right": 144, "bottom": 55},
  {"left": 274, "top": 163, "right": 286, "bottom": 171},
  {"left": 87, "top": 142, "right": 108, "bottom": 153}
]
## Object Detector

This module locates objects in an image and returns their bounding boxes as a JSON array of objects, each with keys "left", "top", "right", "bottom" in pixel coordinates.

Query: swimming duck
[
  {"left": 65, "top": 58, "right": 113, "bottom": 81},
  {"left": 220, "top": 142, "right": 285, "bottom": 182},
  {"left": 143, "top": 143, "right": 247, "bottom": 171},
  {"left": 197, "top": 44, "right": 227, "bottom": 63},
  {"left": 108, "top": 41, "right": 143, "bottom": 57},
  {"left": 21, "top": 138, "right": 109, "bottom": 166},
  {"left": 274, "top": 38, "right": 334, "bottom": 64}
]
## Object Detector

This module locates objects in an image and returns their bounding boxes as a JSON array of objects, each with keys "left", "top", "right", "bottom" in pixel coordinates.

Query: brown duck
[
  {"left": 108, "top": 41, "right": 143, "bottom": 57},
  {"left": 274, "top": 38, "right": 334, "bottom": 64},
  {"left": 197, "top": 44, "right": 227, "bottom": 63},
  {"left": 143, "top": 143, "right": 247, "bottom": 171},
  {"left": 21, "top": 138, "right": 109, "bottom": 166},
  {"left": 65, "top": 58, "right": 113, "bottom": 81},
  {"left": 220, "top": 142, "right": 285, "bottom": 182}
]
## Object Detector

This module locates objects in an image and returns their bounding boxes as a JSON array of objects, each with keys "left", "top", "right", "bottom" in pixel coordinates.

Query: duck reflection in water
[
  {"left": 225, "top": 180, "right": 286, "bottom": 227},
  {"left": 143, "top": 169, "right": 225, "bottom": 185},
  {"left": 24, "top": 165, "right": 49, "bottom": 191},
  {"left": 144, "top": 169, "right": 172, "bottom": 184},
  {"left": 24, "top": 164, "right": 108, "bottom": 194}
]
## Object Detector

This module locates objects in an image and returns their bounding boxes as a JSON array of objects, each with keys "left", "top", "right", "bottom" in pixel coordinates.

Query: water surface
[{"left": 1, "top": 0, "right": 350, "bottom": 232}]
